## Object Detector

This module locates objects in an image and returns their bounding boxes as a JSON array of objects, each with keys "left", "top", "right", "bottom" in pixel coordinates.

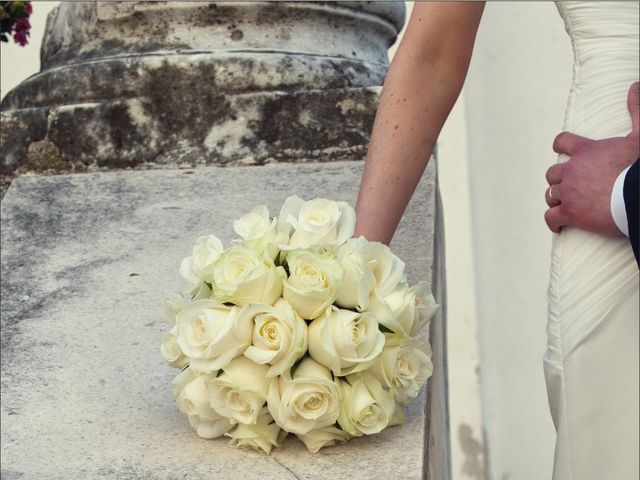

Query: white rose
[
  {"left": 225, "top": 408, "right": 287, "bottom": 454},
  {"left": 385, "top": 283, "right": 439, "bottom": 336},
  {"left": 233, "top": 205, "right": 288, "bottom": 258},
  {"left": 335, "top": 237, "right": 376, "bottom": 311},
  {"left": 282, "top": 249, "right": 344, "bottom": 320},
  {"left": 179, "top": 235, "right": 224, "bottom": 285},
  {"left": 161, "top": 325, "right": 189, "bottom": 369},
  {"left": 175, "top": 300, "right": 253, "bottom": 374},
  {"left": 308, "top": 306, "right": 385, "bottom": 376},
  {"left": 243, "top": 299, "right": 308, "bottom": 377},
  {"left": 164, "top": 292, "right": 189, "bottom": 325},
  {"left": 368, "top": 283, "right": 439, "bottom": 336},
  {"left": 364, "top": 242, "right": 406, "bottom": 297},
  {"left": 277, "top": 195, "right": 356, "bottom": 251},
  {"left": 171, "top": 366, "right": 197, "bottom": 397},
  {"left": 172, "top": 369, "right": 233, "bottom": 439},
  {"left": 369, "top": 333, "right": 433, "bottom": 402},
  {"left": 207, "top": 356, "right": 270, "bottom": 425},
  {"left": 267, "top": 357, "right": 341, "bottom": 435},
  {"left": 211, "top": 245, "right": 285, "bottom": 307},
  {"left": 190, "top": 281, "right": 213, "bottom": 301},
  {"left": 337, "top": 372, "right": 396, "bottom": 437},
  {"left": 296, "top": 425, "right": 351, "bottom": 454},
  {"left": 233, "top": 205, "right": 274, "bottom": 241}
]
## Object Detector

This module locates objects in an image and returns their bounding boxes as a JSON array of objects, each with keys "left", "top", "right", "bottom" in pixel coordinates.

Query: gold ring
[{"left": 547, "top": 184, "right": 560, "bottom": 206}]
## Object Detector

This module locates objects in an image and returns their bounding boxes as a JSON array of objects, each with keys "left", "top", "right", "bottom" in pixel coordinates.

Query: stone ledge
[
  {"left": 0, "top": 161, "right": 445, "bottom": 479},
  {"left": 1, "top": 87, "right": 380, "bottom": 174},
  {"left": 40, "top": 2, "right": 404, "bottom": 70},
  {"left": 1, "top": 53, "right": 387, "bottom": 110}
]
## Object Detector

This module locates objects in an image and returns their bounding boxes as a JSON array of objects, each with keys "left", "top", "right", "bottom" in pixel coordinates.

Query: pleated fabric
[{"left": 545, "top": 3, "right": 639, "bottom": 479}]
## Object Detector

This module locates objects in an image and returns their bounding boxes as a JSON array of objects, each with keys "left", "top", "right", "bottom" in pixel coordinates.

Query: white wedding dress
[{"left": 545, "top": 2, "right": 639, "bottom": 479}]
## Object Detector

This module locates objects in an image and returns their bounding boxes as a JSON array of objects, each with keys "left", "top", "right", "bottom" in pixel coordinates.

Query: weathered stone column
[{"left": 0, "top": 1, "right": 404, "bottom": 174}]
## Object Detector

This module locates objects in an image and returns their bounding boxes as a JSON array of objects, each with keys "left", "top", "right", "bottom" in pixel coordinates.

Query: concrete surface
[{"left": 1, "top": 161, "right": 445, "bottom": 479}]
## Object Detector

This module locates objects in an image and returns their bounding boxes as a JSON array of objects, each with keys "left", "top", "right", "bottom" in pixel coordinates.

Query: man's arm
[
  {"left": 353, "top": 2, "right": 485, "bottom": 244},
  {"left": 622, "top": 160, "right": 639, "bottom": 265}
]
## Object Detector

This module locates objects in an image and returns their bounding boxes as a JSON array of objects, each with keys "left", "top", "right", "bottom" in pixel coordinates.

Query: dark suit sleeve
[{"left": 623, "top": 159, "right": 639, "bottom": 267}]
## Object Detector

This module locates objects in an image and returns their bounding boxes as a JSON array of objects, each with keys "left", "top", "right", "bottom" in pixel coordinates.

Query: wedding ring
[{"left": 546, "top": 185, "right": 559, "bottom": 206}]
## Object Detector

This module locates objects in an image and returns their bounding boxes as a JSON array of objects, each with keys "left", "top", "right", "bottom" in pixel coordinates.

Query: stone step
[{"left": 0, "top": 161, "right": 448, "bottom": 479}]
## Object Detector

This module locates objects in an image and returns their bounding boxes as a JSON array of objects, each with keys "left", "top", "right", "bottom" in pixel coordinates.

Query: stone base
[
  {"left": 0, "top": 1, "right": 405, "bottom": 175},
  {"left": 0, "top": 161, "right": 448, "bottom": 479},
  {"left": 1, "top": 86, "right": 380, "bottom": 173}
]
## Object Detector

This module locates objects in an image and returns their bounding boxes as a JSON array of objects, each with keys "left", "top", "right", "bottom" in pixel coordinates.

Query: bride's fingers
[
  {"left": 545, "top": 163, "right": 563, "bottom": 185},
  {"left": 545, "top": 206, "right": 568, "bottom": 233}
]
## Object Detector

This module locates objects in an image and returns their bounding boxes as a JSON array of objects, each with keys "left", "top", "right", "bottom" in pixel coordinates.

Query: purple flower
[
  {"left": 0, "top": 1, "right": 33, "bottom": 46},
  {"left": 13, "top": 17, "right": 30, "bottom": 46},
  {"left": 14, "top": 17, "right": 30, "bottom": 31}
]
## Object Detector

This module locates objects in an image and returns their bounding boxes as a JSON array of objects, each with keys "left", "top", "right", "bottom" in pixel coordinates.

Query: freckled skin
[{"left": 354, "top": 3, "right": 485, "bottom": 244}]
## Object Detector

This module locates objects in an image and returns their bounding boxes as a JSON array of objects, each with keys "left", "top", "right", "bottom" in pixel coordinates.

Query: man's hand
[{"left": 544, "top": 82, "right": 640, "bottom": 234}]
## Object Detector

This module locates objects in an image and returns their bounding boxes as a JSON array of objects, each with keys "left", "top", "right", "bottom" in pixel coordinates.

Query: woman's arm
[{"left": 354, "top": 2, "right": 485, "bottom": 244}]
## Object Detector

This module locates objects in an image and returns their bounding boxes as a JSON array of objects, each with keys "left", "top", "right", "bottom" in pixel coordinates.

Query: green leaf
[
  {"left": 289, "top": 356, "right": 305, "bottom": 378},
  {"left": 378, "top": 324, "right": 394, "bottom": 334}
]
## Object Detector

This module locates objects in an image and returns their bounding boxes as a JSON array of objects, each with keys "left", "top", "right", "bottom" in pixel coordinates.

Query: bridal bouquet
[{"left": 161, "top": 195, "right": 438, "bottom": 454}]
